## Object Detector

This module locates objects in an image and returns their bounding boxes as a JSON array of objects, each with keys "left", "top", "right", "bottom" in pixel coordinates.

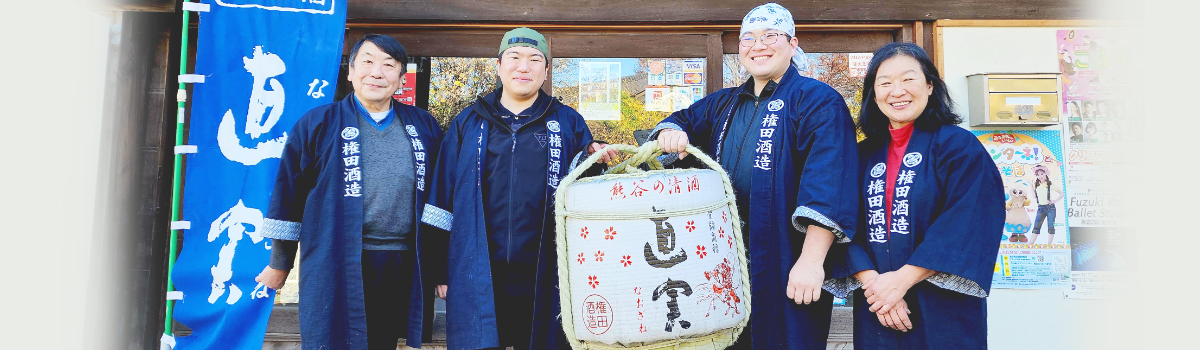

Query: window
[
  {"left": 553, "top": 58, "right": 707, "bottom": 145},
  {"left": 723, "top": 52, "right": 871, "bottom": 128}
]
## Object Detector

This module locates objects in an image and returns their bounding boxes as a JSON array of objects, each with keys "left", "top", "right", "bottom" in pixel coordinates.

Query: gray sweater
[
  {"left": 358, "top": 114, "right": 417, "bottom": 250},
  {"left": 268, "top": 113, "right": 416, "bottom": 270}
]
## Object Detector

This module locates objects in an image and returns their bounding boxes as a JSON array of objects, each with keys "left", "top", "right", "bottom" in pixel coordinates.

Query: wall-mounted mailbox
[{"left": 966, "top": 73, "right": 1061, "bottom": 127}]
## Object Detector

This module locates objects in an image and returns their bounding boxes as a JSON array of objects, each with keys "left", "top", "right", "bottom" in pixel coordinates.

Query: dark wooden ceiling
[{"left": 346, "top": 0, "right": 1086, "bottom": 22}]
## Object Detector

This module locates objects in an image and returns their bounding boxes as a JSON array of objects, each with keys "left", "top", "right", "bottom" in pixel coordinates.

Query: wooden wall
[
  {"left": 87, "top": 10, "right": 179, "bottom": 350},
  {"left": 346, "top": 0, "right": 1085, "bottom": 22}
]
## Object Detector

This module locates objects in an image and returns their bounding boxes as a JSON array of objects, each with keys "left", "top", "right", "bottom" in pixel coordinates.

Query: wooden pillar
[{"left": 705, "top": 33, "right": 724, "bottom": 95}]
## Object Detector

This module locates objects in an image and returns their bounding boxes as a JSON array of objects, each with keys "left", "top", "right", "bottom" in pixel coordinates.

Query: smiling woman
[
  {"left": 829, "top": 42, "right": 1006, "bottom": 350},
  {"left": 871, "top": 55, "right": 932, "bottom": 129}
]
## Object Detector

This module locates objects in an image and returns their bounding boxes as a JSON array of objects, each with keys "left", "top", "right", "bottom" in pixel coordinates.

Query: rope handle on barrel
[{"left": 554, "top": 141, "right": 752, "bottom": 350}]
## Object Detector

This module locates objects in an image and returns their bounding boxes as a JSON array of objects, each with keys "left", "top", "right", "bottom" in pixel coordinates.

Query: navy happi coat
[
  {"left": 651, "top": 64, "right": 860, "bottom": 349},
  {"left": 421, "top": 89, "right": 595, "bottom": 350},
  {"left": 827, "top": 124, "right": 1005, "bottom": 349},
  {"left": 261, "top": 96, "right": 443, "bottom": 350}
]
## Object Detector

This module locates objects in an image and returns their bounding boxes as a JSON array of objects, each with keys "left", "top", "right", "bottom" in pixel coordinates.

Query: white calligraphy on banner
[
  {"left": 215, "top": 0, "right": 337, "bottom": 15},
  {"left": 217, "top": 46, "right": 290, "bottom": 166},
  {"left": 207, "top": 200, "right": 268, "bottom": 305}
]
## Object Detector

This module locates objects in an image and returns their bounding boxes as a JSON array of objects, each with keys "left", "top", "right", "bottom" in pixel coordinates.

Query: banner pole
[{"left": 165, "top": 1, "right": 194, "bottom": 340}]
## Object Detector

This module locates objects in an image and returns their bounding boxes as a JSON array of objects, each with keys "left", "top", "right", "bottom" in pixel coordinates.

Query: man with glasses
[
  {"left": 421, "top": 27, "right": 617, "bottom": 350},
  {"left": 652, "top": 3, "right": 859, "bottom": 349}
]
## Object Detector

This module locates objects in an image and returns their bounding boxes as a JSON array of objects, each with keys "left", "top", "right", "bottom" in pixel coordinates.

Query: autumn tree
[{"left": 429, "top": 57, "right": 497, "bottom": 129}]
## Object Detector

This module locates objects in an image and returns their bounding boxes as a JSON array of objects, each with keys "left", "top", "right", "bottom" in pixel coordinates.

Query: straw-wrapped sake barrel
[{"left": 555, "top": 143, "right": 749, "bottom": 350}]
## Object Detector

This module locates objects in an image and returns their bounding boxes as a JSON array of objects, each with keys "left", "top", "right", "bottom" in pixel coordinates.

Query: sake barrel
[{"left": 555, "top": 142, "right": 749, "bottom": 350}]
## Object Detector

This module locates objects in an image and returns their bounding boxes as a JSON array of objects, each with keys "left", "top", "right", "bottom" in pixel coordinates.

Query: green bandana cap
[{"left": 499, "top": 27, "right": 549, "bottom": 61}]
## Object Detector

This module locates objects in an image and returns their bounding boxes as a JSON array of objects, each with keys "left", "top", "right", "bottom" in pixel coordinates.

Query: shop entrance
[{"left": 270, "top": 23, "right": 916, "bottom": 345}]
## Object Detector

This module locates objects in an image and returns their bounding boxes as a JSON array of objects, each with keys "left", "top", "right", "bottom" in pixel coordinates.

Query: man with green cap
[{"left": 422, "top": 27, "right": 616, "bottom": 350}]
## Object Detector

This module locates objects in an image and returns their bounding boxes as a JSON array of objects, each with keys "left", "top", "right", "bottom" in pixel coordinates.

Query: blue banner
[{"left": 172, "top": 0, "right": 346, "bottom": 348}]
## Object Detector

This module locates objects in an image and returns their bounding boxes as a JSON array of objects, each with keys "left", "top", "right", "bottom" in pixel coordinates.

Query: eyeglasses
[{"left": 739, "top": 32, "right": 791, "bottom": 48}]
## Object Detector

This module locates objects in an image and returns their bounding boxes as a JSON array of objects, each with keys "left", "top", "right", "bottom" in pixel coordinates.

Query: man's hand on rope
[{"left": 657, "top": 129, "right": 691, "bottom": 159}]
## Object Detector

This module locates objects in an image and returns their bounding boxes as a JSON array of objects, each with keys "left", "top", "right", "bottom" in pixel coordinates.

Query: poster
[
  {"left": 392, "top": 63, "right": 417, "bottom": 106},
  {"left": 671, "top": 87, "right": 693, "bottom": 111},
  {"left": 682, "top": 59, "right": 704, "bottom": 86},
  {"left": 1058, "top": 30, "right": 1135, "bottom": 298},
  {"left": 647, "top": 59, "right": 665, "bottom": 86},
  {"left": 848, "top": 53, "right": 872, "bottom": 78},
  {"left": 973, "top": 130, "right": 1072, "bottom": 289},
  {"left": 645, "top": 87, "right": 671, "bottom": 112},
  {"left": 1063, "top": 227, "right": 1135, "bottom": 299},
  {"left": 665, "top": 59, "right": 684, "bottom": 85},
  {"left": 579, "top": 61, "right": 622, "bottom": 120},
  {"left": 171, "top": 0, "right": 347, "bottom": 348},
  {"left": 1058, "top": 29, "right": 1131, "bottom": 228},
  {"left": 689, "top": 86, "right": 705, "bottom": 104}
]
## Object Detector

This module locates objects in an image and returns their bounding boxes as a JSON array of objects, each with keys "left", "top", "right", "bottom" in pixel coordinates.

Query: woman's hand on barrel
[
  {"left": 436, "top": 284, "right": 448, "bottom": 300},
  {"left": 657, "top": 129, "right": 690, "bottom": 159}
]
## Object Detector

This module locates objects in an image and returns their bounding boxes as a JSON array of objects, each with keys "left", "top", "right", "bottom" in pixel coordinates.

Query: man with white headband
[{"left": 652, "top": 3, "right": 858, "bottom": 349}]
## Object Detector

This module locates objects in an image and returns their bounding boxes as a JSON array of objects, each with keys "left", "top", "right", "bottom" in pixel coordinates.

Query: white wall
[
  {"left": 0, "top": 2, "right": 111, "bottom": 349},
  {"left": 941, "top": 26, "right": 1137, "bottom": 350}
]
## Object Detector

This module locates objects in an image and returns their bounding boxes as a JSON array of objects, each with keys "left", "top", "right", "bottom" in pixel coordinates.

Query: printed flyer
[
  {"left": 1058, "top": 30, "right": 1136, "bottom": 298},
  {"left": 690, "top": 86, "right": 705, "bottom": 104},
  {"left": 973, "top": 130, "right": 1072, "bottom": 289},
  {"left": 670, "top": 87, "right": 693, "bottom": 111},
  {"left": 579, "top": 61, "right": 622, "bottom": 120},
  {"left": 682, "top": 59, "right": 705, "bottom": 85},
  {"left": 645, "top": 87, "right": 672, "bottom": 112},
  {"left": 1058, "top": 29, "right": 1132, "bottom": 228},
  {"left": 1063, "top": 227, "right": 1134, "bottom": 299},
  {"left": 648, "top": 59, "right": 666, "bottom": 86},
  {"left": 665, "top": 59, "right": 684, "bottom": 86},
  {"left": 848, "top": 53, "right": 872, "bottom": 78}
]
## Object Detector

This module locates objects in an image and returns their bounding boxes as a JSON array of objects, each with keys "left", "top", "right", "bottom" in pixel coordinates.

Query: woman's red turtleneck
[{"left": 885, "top": 122, "right": 915, "bottom": 237}]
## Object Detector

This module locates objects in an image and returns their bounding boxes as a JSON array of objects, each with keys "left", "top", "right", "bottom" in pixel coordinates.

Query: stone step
[
  {"left": 188, "top": 305, "right": 856, "bottom": 349},
  {"left": 260, "top": 334, "right": 852, "bottom": 350},
  {"left": 263, "top": 338, "right": 852, "bottom": 350}
]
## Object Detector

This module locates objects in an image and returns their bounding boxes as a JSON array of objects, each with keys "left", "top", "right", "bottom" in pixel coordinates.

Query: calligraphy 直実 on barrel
[{"left": 555, "top": 143, "right": 749, "bottom": 350}]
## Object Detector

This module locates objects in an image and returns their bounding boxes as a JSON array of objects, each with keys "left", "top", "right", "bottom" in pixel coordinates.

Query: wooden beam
[
  {"left": 922, "top": 20, "right": 936, "bottom": 64},
  {"left": 347, "top": 30, "right": 507, "bottom": 58},
  {"left": 922, "top": 21, "right": 935, "bottom": 50},
  {"left": 913, "top": 21, "right": 924, "bottom": 48},
  {"left": 348, "top": 22, "right": 905, "bottom": 31},
  {"left": 346, "top": 0, "right": 1086, "bottom": 22},
  {"left": 103, "top": 0, "right": 176, "bottom": 12},
  {"left": 722, "top": 31, "right": 896, "bottom": 54},
  {"left": 934, "top": 19, "right": 1119, "bottom": 27},
  {"left": 543, "top": 34, "right": 553, "bottom": 94},
  {"left": 934, "top": 26, "right": 945, "bottom": 78},
  {"left": 706, "top": 33, "right": 723, "bottom": 96}
]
